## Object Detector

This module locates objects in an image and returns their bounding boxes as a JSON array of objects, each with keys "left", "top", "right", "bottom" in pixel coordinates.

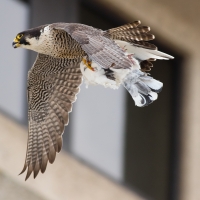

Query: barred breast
[{"left": 38, "top": 25, "right": 85, "bottom": 59}]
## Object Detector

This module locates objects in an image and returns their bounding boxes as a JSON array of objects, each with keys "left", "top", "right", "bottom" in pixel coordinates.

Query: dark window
[
  {"left": 80, "top": 1, "right": 183, "bottom": 199},
  {"left": 124, "top": 49, "right": 183, "bottom": 200}
]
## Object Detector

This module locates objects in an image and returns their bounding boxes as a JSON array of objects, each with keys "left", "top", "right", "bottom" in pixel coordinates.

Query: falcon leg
[{"left": 82, "top": 57, "right": 94, "bottom": 71}]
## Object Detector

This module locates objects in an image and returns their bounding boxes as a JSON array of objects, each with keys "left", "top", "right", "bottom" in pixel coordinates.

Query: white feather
[
  {"left": 115, "top": 40, "right": 174, "bottom": 60},
  {"left": 123, "top": 70, "right": 162, "bottom": 107},
  {"left": 140, "top": 77, "right": 163, "bottom": 91},
  {"left": 149, "top": 91, "right": 158, "bottom": 101},
  {"left": 133, "top": 95, "right": 144, "bottom": 107},
  {"left": 80, "top": 59, "right": 120, "bottom": 89}
]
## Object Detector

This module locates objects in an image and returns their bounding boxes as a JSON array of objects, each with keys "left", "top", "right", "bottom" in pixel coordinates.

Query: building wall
[
  {"left": 96, "top": 0, "right": 200, "bottom": 199},
  {"left": 0, "top": 171, "right": 47, "bottom": 200},
  {"left": 0, "top": 0, "right": 28, "bottom": 123},
  {"left": 0, "top": 113, "right": 143, "bottom": 200},
  {"left": 1, "top": 0, "right": 200, "bottom": 199}
]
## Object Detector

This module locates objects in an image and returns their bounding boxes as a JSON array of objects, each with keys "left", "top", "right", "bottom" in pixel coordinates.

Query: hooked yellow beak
[{"left": 12, "top": 37, "right": 20, "bottom": 48}]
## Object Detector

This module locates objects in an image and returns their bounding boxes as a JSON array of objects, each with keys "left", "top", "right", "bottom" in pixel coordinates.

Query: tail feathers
[
  {"left": 123, "top": 70, "right": 163, "bottom": 107},
  {"left": 112, "top": 33, "right": 155, "bottom": 43},
  {"left": 107, "top": 21, "right": 141, "bottom": 33},
  {"left": 106, "top": 21, "right": 155, "bottom": 43}
]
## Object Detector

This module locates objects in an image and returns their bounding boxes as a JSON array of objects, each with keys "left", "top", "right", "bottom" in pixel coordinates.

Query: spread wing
[
  {"left": 52, "top": 23, "right": 132, "bottom": 69},
  {"left": 20, "top": 53, "right": 82, "bottom": 180}
]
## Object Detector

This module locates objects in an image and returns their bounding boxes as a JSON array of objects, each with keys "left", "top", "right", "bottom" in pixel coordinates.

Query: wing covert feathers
[
  {"left": 52, "top": 23, "right": 132, "bottom": 69},
  {"left": 21, "top": 54, "right": 82, "bottom": 180}
]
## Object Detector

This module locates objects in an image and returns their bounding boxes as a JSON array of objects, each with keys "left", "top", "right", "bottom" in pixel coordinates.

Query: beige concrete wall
[
  {"left": 1, "top": 1, "right": 199, "bottom": 199},
  {"left": 0, "top": 113, "right": 144, "bottom": 200},
  {"left": 96, "top": 0, "right": 200, "bottom": 199},
  {"left": 0, "top": 171, "right": 47, "bottom": 200}
]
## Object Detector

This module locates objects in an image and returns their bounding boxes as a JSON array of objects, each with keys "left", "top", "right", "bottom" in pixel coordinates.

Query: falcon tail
[{"left": 123, "top": 70, "right": 163, "bottom": 107}]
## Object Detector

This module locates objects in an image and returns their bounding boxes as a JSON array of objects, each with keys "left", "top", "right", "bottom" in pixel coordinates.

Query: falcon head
[{"left": 12, "top": 25, "right": 48, "bottom": 50}]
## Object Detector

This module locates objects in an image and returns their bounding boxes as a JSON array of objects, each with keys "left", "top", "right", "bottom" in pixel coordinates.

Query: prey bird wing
[
  {"left": 52, "top": 23, "right": 131, "bottom": 69},
  {"left": 105, "top": 21, "right": 173, "bottom": 71},
  {"left": 20, "top": 53, "right": 82, "bottom": 180}
]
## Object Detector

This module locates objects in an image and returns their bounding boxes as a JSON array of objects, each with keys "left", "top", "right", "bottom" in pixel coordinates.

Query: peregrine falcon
[{"left": 12, "top": 21, "right": 174, "bottom": 180}]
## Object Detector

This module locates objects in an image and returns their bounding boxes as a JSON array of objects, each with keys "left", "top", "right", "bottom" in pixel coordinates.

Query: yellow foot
[{"left": 82, "top": 58, "right": 94, "bottom": 71}]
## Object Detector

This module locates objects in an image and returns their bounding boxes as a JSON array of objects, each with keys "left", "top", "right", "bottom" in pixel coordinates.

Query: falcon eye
[{"left": 17, "top": 34, "right": 23, "bottom": 40}]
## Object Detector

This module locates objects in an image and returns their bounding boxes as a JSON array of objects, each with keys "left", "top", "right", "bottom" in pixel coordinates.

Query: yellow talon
[{"left": 82, "top": 58, "right": 94, "bottom": 71}]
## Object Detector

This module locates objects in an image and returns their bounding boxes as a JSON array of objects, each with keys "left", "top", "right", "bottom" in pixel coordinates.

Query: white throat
[{"left": 21, "top": 25, "right": 52, "bottom": 53}]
